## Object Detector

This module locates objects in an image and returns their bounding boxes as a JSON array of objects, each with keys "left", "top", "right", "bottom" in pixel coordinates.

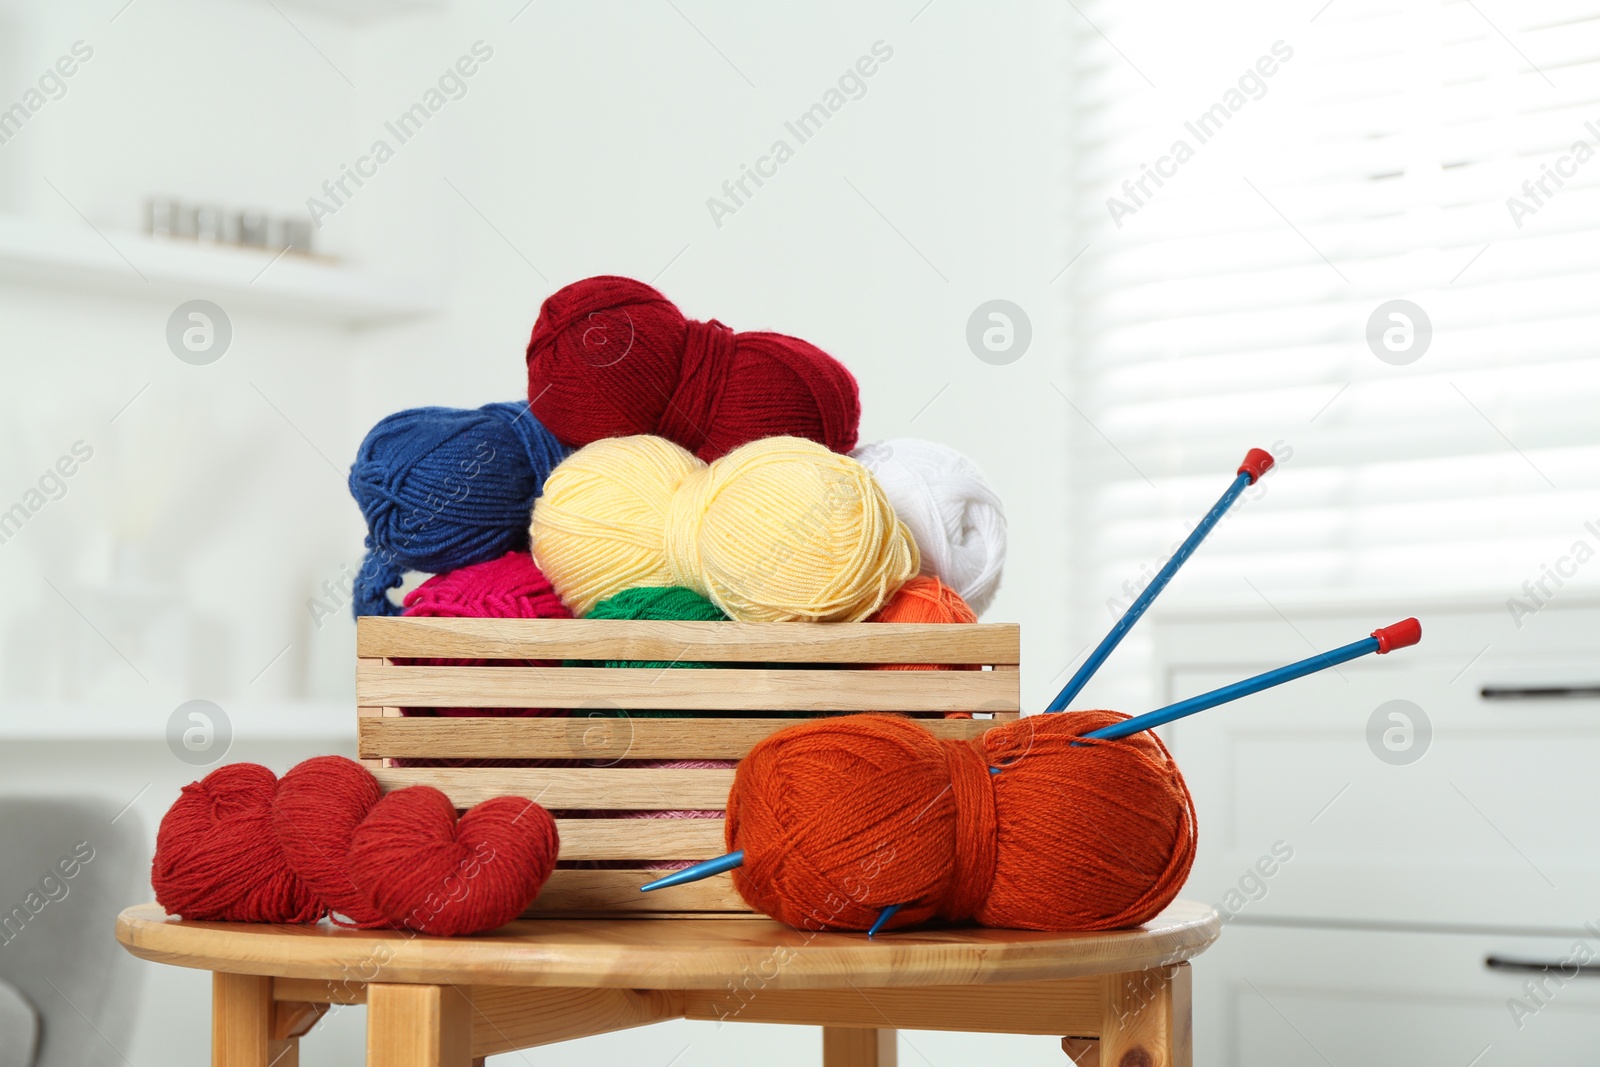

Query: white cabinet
[
  {"left": 1151, "top": 596, "right": 1600, "bottom": 1063},
  {"left": 1196, "top": 924, "right": 1600, "bottom": 1066}
]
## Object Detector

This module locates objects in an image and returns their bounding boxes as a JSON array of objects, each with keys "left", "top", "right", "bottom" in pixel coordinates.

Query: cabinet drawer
[
  {"left": 1195, "top": 923, "right": 1600, "bottom": 1067},
  {"left": 1163, "top": 653, "right": 1600, "bottom": 928}
]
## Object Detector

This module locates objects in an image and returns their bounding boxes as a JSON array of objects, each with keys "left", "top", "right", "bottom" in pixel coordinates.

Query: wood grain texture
[
  {"left": 1100, "top": 963, "right": 1191, "bottom": 1067},
  {"left": 360, "top": 715, "right": 1003, "bottom": 761},
  {"left": 367, "top": 984, "right": 472, "bottom": 1067},
  {"left": 529, "top": 870, "right": 751, "bottom": 914},
  {"left": 467, "top": 986, "right": 678, "bottom": 1057},
  {"left": 358, "top": 617, "right": 1019, "bottom": 663},
  {"left": 373, "top": 767, "right": 737, "bottom": 809},
  {"left": 823, "top": 1028, "right": 897, "bottom": 1067},
  {"left": 552, "top": 819, "right": 726, "bottom": 860},
  {"left": 118, "top": 902, "right": 1219, "bottom": 990},
  {"left": 213, "top": 972, "right": 297, "bottom": 1067},
  {"left": 274, "top": 977, "right": 366, "bottom": 1005},
  {"left": 680, "top": 978, "right": 1101, "bottom": 1035},
  {"left": 357, "top": 663, "right": 1019, "bottom": 713}
]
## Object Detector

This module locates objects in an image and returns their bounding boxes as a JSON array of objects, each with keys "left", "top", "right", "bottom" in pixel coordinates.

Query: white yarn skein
[{"left": 852, "top": 438, "right": 1006, "bottom": 616}]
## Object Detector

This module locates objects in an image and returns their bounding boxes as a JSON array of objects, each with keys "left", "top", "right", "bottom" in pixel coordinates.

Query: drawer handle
[
  {"left": 1480, "top": 685, "right": 1600, "bottom": 701},
  {"left": 1485, "top": 955, "right": 1600, "bottom": 976}
]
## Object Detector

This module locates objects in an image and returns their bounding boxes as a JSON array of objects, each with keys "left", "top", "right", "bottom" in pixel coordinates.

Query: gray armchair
[{"left": 0, "top": 798, "right": 146, "bottom": 1067}]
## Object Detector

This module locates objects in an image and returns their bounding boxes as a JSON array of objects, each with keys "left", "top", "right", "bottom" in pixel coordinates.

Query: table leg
[
  {"left": 367, "top": 984, "right": 473, "bottom": 1067},
  {"left": 1099, "top": 963, "right": 1192, "bottom": 1067},
  {"left": 212, "top": 973, "right": 300, "bottom": 1067},
  {"left": 822, "top": 1027, "right": 897, "bottom": 1067}
]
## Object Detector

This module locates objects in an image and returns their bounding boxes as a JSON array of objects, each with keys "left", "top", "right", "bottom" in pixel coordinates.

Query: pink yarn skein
[
  {"left": 404, "top": 550, "right": 570, "bottom": 622},
  {"left": 401, "top": 551, "right": 570, "bottom": 720}
]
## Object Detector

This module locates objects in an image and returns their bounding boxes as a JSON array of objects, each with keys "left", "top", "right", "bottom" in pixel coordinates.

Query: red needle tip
[
  {"left": 1371, "top": 618, "right": 1422, "bottom": 653},
  {"left": 1237, "top": 448, "right": 1275, "bottom": 484}
]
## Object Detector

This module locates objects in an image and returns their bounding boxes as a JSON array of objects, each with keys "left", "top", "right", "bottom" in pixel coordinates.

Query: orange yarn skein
[{"left": 724, "top": 711, "right": 1196, "bottom": 933}]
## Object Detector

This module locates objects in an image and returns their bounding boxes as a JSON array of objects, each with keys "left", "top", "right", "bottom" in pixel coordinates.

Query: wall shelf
[{"left": 0, "top": 214, "right": 438, "bottom": 326}]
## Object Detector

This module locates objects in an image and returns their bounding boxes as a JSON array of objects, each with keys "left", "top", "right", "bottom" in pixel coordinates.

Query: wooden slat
[
  {"left": 374, "top": 768, "right": 737, "bottom": 809},
  {"left": 359, "top": 716, "right": 1004, "bottom": 760},
  {"left": 358, "top": 616, "right": 1019, "bottom": 664},
  {"left": 357, "top": 663, "right": 1020, "bottom": 713},
  {"left": 527, "top": 870, "right": 752, "bottom": 914},
  {"left": 275, "top": 978, "right": 366, "bottom": 1005},
  {"left": 554, "top": 819, "right": 725, "bottom": 860}
]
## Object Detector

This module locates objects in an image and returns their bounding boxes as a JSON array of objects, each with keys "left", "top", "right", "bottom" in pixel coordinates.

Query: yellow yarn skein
[
  {"left": 529, "top": 435, "right": 703, "bottom": 616},
  {"left": 667, "top": 436, "right": 920, "bottom": 622}
]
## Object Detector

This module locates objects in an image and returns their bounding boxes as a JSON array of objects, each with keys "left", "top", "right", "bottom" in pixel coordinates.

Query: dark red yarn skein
[
  {"left": 153, "top": 763, "right": 325, "bottom": 924},
  {"left": 348, "top": 789, "right": 559, "bottom": 937},
  {"left": 725, "top": 712, "right": 1197, "bottom": 933},
  {"left": 526, "top": 276, "right": 862, "bottom": 461},
  {"left": 272, "top": 756, "right": 387, "bottom": 927},
  {"left": 153, "top": 757, "right": 560, "bottom": 934}
]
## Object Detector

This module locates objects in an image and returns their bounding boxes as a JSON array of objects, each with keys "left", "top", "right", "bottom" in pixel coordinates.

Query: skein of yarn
[
  {"left": 533, "top": 435, "right": 918, "bottom": 623},
  {"left": 152, "top": 763, "right": 324, "bottom": 924},
  {"left": 585, "top": 586, "right": 728, "bottom": 680},
  {"left": 525, "top": 276, "right": 861, "bottom": 461},
  {"left": 853, "top": 439, "right": 1006, "bottom": 616},
  {"left": 866, "top": 577, "right": 979, "bottom": 711},
  {"left": 531, "top": 436, "right": 702, "bottom": 617},
  {"left": 348, "top": 402, "right": 569, "bottom": 617},
  {"left": 401, "top": 551, "right": 572, "bottom": 720},
  {"left": 667, "top": 436, "right": 919, "bottom": 622},
  {"left": 273, "top": 756, "right": 386, "bottom": 926},
  {"left": 348, "top": 788, "right": 558, "bottom": 936},
  {"left": 724, "top": 712, "right": 1196, "bottom": 933},
  {"left": 153, "top": 756, "right": 560, "bottom": 935},
  {"left": 404, "top": 550, "right": 572, "bottom": 624},
  {"left": 868, "top": 574, "right": 977, "bottom": 632}
]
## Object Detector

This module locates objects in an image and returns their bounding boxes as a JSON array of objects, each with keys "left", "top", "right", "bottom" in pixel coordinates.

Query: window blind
[{"left": 1061, "top": 0, "right": 1600, "bottom": 709}]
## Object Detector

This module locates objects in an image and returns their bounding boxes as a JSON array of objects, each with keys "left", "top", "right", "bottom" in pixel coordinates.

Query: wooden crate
[{"left": 356, "top": 615, "right": 1021, "bottom": 917}]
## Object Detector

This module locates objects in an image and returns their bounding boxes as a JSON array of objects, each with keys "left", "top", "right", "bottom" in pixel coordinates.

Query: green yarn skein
[{"left": 578, "top": 586, "right": 729, "bottom": 717}]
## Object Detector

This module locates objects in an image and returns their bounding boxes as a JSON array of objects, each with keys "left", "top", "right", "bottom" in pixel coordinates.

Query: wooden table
[{"left": 116, "top": 901, "right": 1219, "bottom": 1067}]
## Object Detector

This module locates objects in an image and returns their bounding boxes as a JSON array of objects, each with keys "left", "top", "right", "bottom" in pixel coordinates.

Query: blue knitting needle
[
  {"left": 642, "top": 618, "right": 1423, "bottom": 902},
  {"left": 1078, "top": 617, "right": 1420, "bottom": 741},
  {"left": 639, "top": 850, "right": 744, "bottom": 892},
  {"left": 1045, "top": 447, "right": 1275, "bottom": 713}
]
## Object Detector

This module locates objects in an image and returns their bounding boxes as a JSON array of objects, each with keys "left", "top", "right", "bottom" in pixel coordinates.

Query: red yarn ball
[
  {"left": 153, "top": 763, "right": 323, "bottom": 924},
  {"left": 525, "top": 276, "right": 861, "bottom": 461},
  {"left": 347, "top": 787, "right": 559, "bottom": 936},
  {"left": 725, "top": 712, "right": 1196, "bottom": 933},
  {"left": 402, "top": 551, "right": 571, "bottom": 720},
  {"left": 272, "top": 756, "right": 386, "bottom": 927}
]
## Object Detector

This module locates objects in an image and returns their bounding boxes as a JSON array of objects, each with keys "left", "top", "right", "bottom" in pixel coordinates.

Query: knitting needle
[
  {"left": 1080, "top": 617, "right": 1421, "bottom": 740},
  {"left": 638, "top": 850, "right": 744, "bottom": 892},
  {"left": 867, "top": 903, "right": 901, "bottom": 938},
  {"left": 1045, "top": 447, "right": 1275, "bottom": 713},
  {"left": 645, "top": 618, "right": 1423, "bottom": 907}
]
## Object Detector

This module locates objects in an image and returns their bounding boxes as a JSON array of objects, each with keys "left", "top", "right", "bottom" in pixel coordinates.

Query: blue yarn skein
[{"left": 348, "top": 401, "right": 569, "bottom": 616}]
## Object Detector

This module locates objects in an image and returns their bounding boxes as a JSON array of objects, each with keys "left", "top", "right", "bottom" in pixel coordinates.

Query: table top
[{"left": 116, "top": 900, "right": 1220, "bottom": 990}]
